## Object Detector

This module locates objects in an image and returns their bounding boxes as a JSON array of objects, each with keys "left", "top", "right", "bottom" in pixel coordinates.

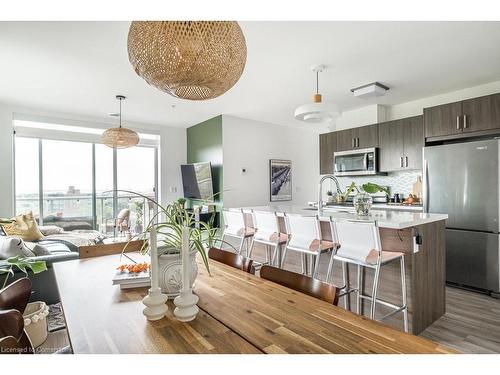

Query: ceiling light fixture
[
  {"left": 101, "top": 95, "right": 139, "bottom": 149},
  {"left": 294, "top": 65, "right": 339, "bottom": 124},
  {"left": 351, "top": 82, "right": 389, "bottom": 98},
  {"left": 127, "top": 21, "right": 247, "bottom": 101}
]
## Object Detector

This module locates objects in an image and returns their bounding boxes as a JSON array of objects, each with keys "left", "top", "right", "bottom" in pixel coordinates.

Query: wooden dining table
[{"left": 53, "top": 253, "right": 456, "bottom": 354}]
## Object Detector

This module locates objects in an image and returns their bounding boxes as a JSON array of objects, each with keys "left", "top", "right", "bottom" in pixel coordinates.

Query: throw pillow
[
  {"left": 24, "top": 242, "right": 51, "bottom": 256},
  {"left": 1, "top": 212, "right": 44, "bottom": 241},
  {"left": 38, "top": 225, "right": 64, "bottom": 236},
  {"left": 0, "top": 236, "right": 35, "bottom": 260}
]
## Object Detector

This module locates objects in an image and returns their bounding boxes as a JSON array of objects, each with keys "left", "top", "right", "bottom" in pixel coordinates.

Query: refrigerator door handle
[{"left": 423, "top": 159, "right": 429, "bottom": 213}]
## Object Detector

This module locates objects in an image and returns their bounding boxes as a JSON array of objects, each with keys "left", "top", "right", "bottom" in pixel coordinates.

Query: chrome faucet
[{"left": 318, "top": 174, "right": 342, "bottom": 215}]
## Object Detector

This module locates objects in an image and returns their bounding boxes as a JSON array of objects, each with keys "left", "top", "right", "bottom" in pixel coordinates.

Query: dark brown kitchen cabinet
[
  {"left": 424, "top": 93, "right": 500, "bottom": 139},
  {"left": 423, "top": 102, "right": 462, "bottom": 138},
  {"left": 378, "top": 116, "right": 423, "bottom": 172},
  {"left": 378, "top": 119, "right": 405, "bottom": 171},
  {"left": 462, "top": 94, "right": 495, "bottom": 133},
  {"left": 336, "top": 124, "right": 378, "bottom": 152},
  {"left": 319, "top": 132, "right": 337, "bottom": 174},
  {"left": 352, "top": 124, "right": 379, "bottom": 149},
  {"left": 336, "top": 129, "right": 355, "bottom": 151},
  {"left": 404, "top": 116, "right": 424, "bottom": 170}
]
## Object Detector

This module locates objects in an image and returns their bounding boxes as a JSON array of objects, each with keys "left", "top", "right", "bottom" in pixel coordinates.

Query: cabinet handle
[
  {"left": 351, "top": 138, "right": 355, "bottom": 148},
  {"left": 400, "top": 156, "right": 404, "bottom": 168},
  {"left": 405, "top": 156, "right": 408, "bottom": 168},
  {"left": 456, "top": 115, "right": 461, "bottom": 130},
  {"left": 463, "top": 114, "right": 467, "bottom": 129},
  {"left": 356, "top": 138, "right": 359, "bottom": 147}
]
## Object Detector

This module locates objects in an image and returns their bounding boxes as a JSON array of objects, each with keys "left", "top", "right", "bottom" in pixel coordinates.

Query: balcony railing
[{"left": 15, "top": 194, "right": 155, "bottom": 234}]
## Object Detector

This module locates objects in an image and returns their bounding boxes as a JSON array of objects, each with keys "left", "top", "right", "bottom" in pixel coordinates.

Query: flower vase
[{"left": 353, "top": 192, "right": 373, "bottom": 216}]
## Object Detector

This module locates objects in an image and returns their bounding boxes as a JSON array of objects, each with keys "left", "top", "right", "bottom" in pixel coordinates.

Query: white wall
[
  {"left": 222, "top": 115, "right": 319, "bottom": 208},
  {"left": 332, "top": 104, "right": 387, "bottom": 131},
  {"left": 0, "top": 102, "right": 186, "bottom": 217},
  {"left": 386, "top": 79, "right": 500, "bottom": 121}
]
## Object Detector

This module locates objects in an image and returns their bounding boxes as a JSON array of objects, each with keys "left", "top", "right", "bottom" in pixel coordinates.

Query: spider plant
[{"left": 111, "top": 190, "right": 233, "bottom": 275}]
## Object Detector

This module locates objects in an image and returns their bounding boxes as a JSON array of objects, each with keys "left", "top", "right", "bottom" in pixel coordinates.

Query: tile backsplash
[{"left": 334, "top": 170, "right": 422, "bottom": 198}]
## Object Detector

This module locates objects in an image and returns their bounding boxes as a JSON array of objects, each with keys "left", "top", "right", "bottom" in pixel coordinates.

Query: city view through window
[{"left": 15, "top": 136, "right": 157, "bottom": 233}]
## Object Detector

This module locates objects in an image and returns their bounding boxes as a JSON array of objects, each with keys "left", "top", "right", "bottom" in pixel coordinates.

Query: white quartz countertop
[{"left": 239, "top": 205, "right": 447, "bottom": 230}]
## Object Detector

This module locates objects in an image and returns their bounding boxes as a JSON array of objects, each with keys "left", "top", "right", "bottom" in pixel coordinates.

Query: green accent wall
[{"left": 187, "top": 115, "right": 223, "bottom": 206}]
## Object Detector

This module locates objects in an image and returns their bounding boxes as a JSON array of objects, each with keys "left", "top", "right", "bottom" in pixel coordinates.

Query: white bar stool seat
[
  {"left": 248, "top": 210, "right": 288, "bottom": 266},
  {"left": 221, "top": 208, "right": 255, "bottom": 255},
  {"left": 282, "top": 213, "right": 337, "bottom": 279},
  {"left": 326, "top": 218, "right": 409, "bottom": 332}
]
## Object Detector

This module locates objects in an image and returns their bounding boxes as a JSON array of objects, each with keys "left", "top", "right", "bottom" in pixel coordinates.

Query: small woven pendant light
[
  {"left": 101, "top": 95, "right": 139, "bottom": 149},
  {"left": 127, "top": 21, "right": 247, "bottom": 100}
]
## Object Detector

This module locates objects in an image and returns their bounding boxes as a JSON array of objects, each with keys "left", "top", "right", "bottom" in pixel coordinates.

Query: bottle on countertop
[{"left": 413, "top": 176, "right": 422, "bottom": 199}]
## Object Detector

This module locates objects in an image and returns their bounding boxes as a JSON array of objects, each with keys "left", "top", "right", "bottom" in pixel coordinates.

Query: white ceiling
[{"left": 1, "top": 21, "right": 500, "bottom": 129}]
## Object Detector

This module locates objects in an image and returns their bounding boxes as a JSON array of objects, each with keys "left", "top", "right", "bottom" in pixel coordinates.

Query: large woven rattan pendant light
[
  {"left": 127, "top": 21, "right": 247, "bottom": 100},
  {"left": 101, "top": 95, "right": 139, "bottom": 149}
]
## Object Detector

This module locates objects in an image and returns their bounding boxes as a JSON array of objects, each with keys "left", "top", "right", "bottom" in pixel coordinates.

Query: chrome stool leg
[
  {"left": 400, "top": 256, "right": 409, "bottom": 333},
  {"left": 356, "top": 265, "right": 363, "bottom": 315},
  {"left": 280, "top": 247, "right": 288, "bottom": 269},
  {"left": 312, "top": 251, "right": 322, "bottom": 280},
  {"left": 370, "top": 265, "right": 381, "bottom": 320},
  {"left": 238, "top": 237, "right": 245, "bottom": 254},
  {"left": 326, "top": 252, "right": 335, "bottom": 284},
  {"left": 342, "top": 262, "right": 351, "bottom": 311}
]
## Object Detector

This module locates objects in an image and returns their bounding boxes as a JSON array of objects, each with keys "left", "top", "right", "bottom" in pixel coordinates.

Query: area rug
[{"left": 47, "top": 302, "right": 66, "bottom": 332}]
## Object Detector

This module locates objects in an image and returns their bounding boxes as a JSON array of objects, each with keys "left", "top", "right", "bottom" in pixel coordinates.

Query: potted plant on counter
[{"left": 343, "top": 182, "right": 390, "bottom": 216}]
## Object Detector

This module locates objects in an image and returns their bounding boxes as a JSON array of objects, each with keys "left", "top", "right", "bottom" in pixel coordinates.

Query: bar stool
[
  {"left": 248, "top": 210, "right": 288, "bottom": 266},
  {"left": 281, "top": 213, "right": 336, "bottom": 279},
  {"left": 326, "top": 219, "right": 408, "bottom": 332},
  {"left": 221, "top": 208, "right": 255, "bottom": 256}
]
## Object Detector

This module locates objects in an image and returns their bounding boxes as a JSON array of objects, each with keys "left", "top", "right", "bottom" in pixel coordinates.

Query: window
[
  {"left": 14, "top": 118, "right": 159, "bottom": 233},
  {"left": 14, "top": 137, "right": 40, "bottom": 218}
]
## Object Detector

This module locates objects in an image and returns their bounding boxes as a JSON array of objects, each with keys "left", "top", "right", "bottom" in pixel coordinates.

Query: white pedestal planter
[{"left": 158, "top": 250, "right": 198, "bottom": 298}]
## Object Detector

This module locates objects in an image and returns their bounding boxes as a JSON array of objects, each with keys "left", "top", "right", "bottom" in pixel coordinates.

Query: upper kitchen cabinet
[
  {"left": 423, "top": 101, "right": 462, "bottom": 138},
  {"left": 336, "top": 128, "right": 355, "bottom": 151},
  {"left": 319, "top": 132, "right": 337, "bottom": 174},
  {"left": 462, "top": 94, "right": 496, "bottom": 133},
  {"left": 352, "top": 124, "right": 379, "bottom": 149},
  {"left": 336, "top": 124, "right": 378, "bottom": 151},
  {"left": 424, "top": 93, "right": 500, "bottom": 139},
  {"left": 379, "top": 116, "right": 423, "bottom": 172}
]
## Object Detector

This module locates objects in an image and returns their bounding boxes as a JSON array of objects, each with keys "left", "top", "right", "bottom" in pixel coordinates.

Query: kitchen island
[{"left": 239, "top": 205, "right": 448, "bottom": 334}]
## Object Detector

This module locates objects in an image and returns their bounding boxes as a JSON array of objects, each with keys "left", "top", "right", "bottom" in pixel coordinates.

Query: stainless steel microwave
[{"left": 334, "top": 147, "right": 378, "bottom": 176}]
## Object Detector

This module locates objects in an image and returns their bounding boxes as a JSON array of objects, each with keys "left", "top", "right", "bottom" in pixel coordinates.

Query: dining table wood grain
[{"left": 53, "top": 253, "right": 456, "bottom": 354}]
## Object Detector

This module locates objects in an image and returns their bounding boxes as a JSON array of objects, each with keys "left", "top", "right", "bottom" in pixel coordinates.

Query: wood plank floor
[{"left": 247, "top": 242, "right": 500, "bottom": 354}]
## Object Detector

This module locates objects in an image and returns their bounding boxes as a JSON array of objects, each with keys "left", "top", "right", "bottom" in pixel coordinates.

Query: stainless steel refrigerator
[{"left": 424, "top": 139, "right": 500, "bottom": 295}]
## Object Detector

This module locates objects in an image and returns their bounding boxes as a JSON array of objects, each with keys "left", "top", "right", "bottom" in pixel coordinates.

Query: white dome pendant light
[{"left": 294, "top": 65, "right": 339, "bottom": 124}]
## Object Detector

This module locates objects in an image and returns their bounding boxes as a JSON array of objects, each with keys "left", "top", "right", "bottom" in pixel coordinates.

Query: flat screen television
[{"left": 181, "top": 162, "right": 214, "bottom": 201}]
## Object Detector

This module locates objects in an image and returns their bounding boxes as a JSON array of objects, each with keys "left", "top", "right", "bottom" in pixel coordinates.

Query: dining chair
[
  {"left": 282, "top": 213, "right": 336, "bottom": 279},
  {"left": 0, "top": 278, "right": 34, "bottom": 354},
  {"left": 326, "top": 218, "right": 408, "bottom": 332},
  {"left": 208, "top": 247, "right": 255, "bottom": 274},
  {"left": 260, "top": 265, "right": 339, "bottom": 305},
  {"left": 248, "top": 210, "right": 288, "bottom": 267},
  {"left": 221, "top": 208, "right": 255, "bottom": 256}
]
